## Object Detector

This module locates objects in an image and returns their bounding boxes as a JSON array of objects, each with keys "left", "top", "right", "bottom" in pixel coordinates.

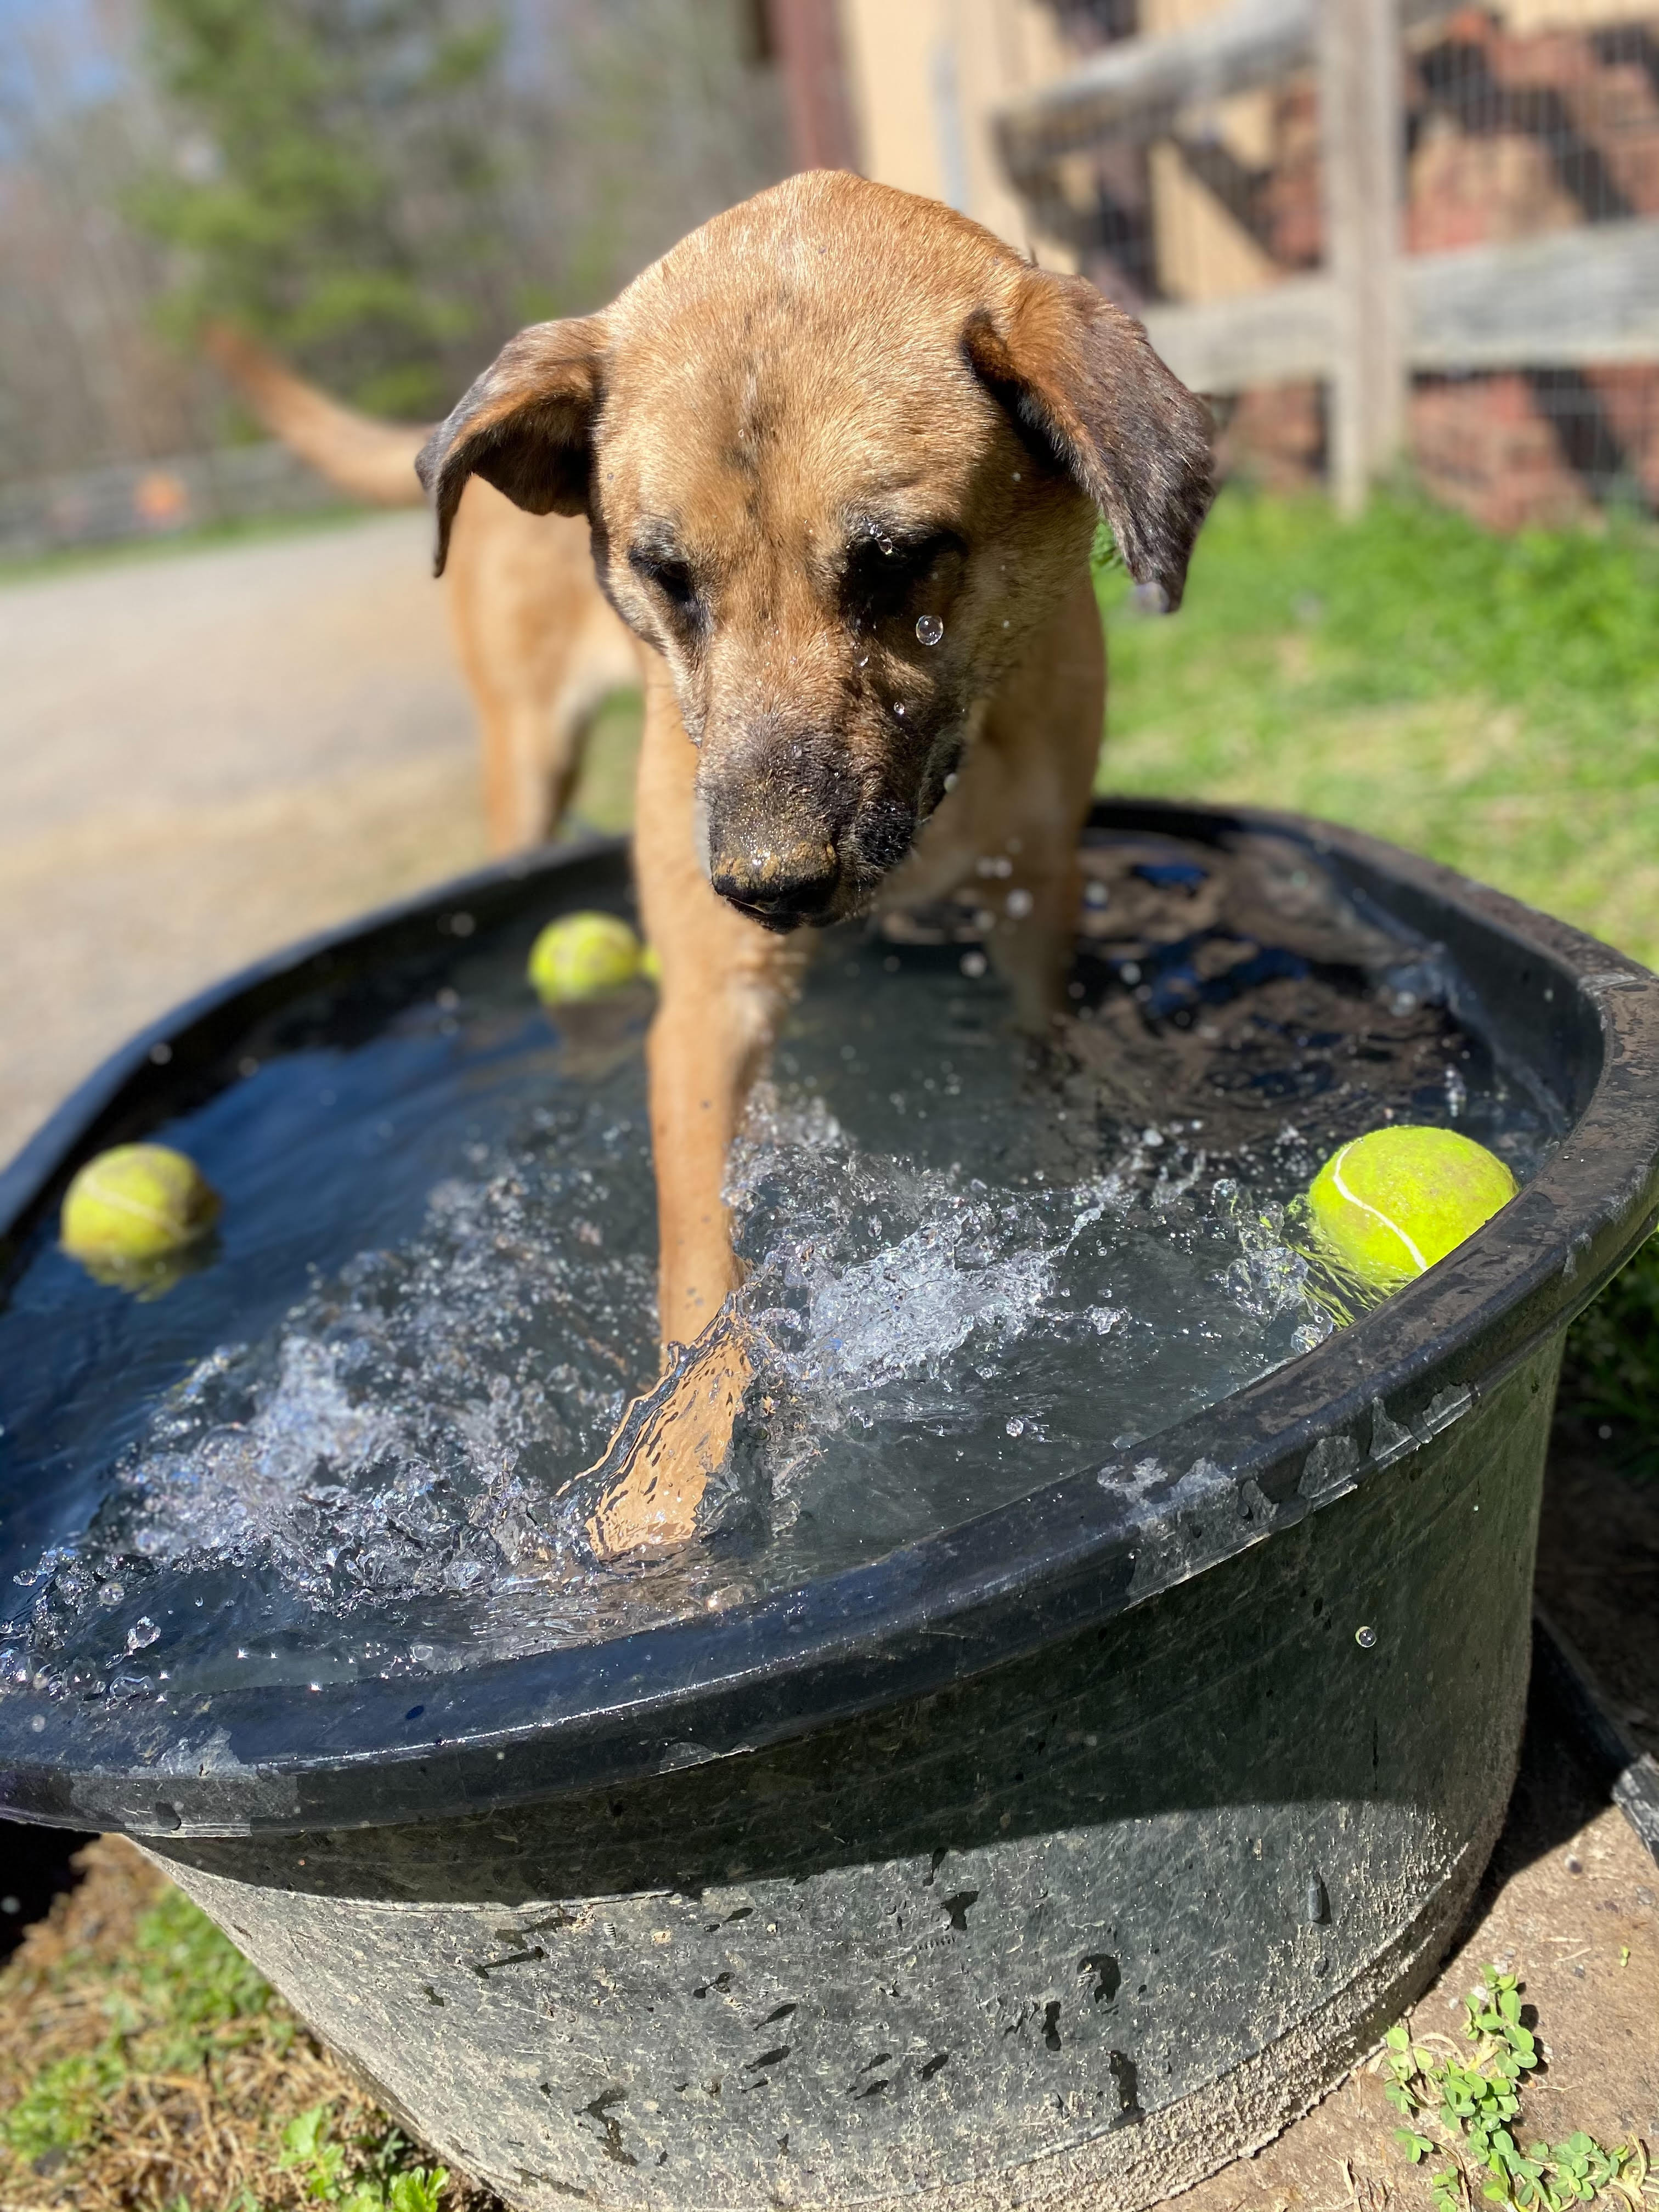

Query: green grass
[
  {"left": 1097, "top": 492, "right": 1659, "bottom": 969},
  {"left": 0, "top": 1878, "right": 452, "bottom": 2209},
  {"left": 0, "top": 1888, "right": 281, "bottom": 2164}
]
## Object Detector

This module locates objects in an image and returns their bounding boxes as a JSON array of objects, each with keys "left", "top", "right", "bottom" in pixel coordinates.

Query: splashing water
[{"left": 0, "top": 831, "right": 1561, "bottom": 1707}]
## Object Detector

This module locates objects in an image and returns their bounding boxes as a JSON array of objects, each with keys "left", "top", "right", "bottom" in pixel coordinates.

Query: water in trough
[{"left": 0, "top": 830, "right": 1561, "bottom": 1708}]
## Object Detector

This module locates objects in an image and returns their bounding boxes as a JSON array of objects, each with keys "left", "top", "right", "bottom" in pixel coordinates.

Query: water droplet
[
  {"left": 1005, "top": 1417, "right": 1025, "bottom": 1437},
  {"left": 916, "top": 614, "right": 944, "bottom": 647},
  {"left": 1006, "top": 888, "right": 1032, "bottom": 919},
  {"left": 1355, "top": 1624, "right": 1377, "bottom": 1649},
  {"left": 126, "top": 1618, "right": 159, "bottom": 1654},
  {"left": 943, "top": 771, "right": 959, "bottom": 792},
  {"left": 960, "top": 951, "right": 988, "bottom": 979},
  {"left": 893, "top": 702, "right": 905, "bottom": 716}
]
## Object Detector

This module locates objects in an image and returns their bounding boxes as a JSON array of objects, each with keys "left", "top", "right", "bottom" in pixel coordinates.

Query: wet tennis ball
[
  {"left": 527, "top": 912, "right": 642, "bottom": 1003},
  {"left": 60, "top": 1144, "right": 221, "bottom": 1275},
  {"left": 1308, "top": 1125, "right": 1518, "bottom": 1286}
]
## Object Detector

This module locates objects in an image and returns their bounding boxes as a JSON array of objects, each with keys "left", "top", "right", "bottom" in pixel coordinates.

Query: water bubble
[
  {"left": 1355, "top": 1624, "right": 1377, "bottom": 1649},
  {"left": 960, "top": 951, "right": 988, "bottom": 978},
  {"left": 916, "top": 614, "right": 944, "bottom": 647},
  {"left": 1006, "top": 1417, "right": 1025, "bottom": 1438},
  {"left": 126, "top": 1618, "right": 159, "bottom": 1654},
  {"left": 1006, "top": 888, "right": 1033, "bottom": 920}
]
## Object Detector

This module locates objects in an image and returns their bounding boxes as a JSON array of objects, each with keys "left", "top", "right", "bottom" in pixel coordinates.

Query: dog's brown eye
[
  {"left": 629, "top": 548, "right": 703, "bottom": 627},
  {"left": 844, "top": 528, "right": 964, "bottom": 626}
]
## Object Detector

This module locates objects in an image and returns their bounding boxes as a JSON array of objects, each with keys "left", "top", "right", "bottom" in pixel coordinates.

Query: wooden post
[
  {"left": 766, "top": 0, "right": 861, "bottom": 173},
  {"left": 1317, "top": 0, "right": 1406, "bottom": 516}
]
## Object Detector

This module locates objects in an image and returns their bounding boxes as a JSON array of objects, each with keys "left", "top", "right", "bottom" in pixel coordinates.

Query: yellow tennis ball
[
  {"left": 1308, "top": 1126, "right": 1518, "bottom": 1286},
  {"left": 60, "top": 1144, "right": 221, "bottom": 1273},
  {"left": 527, "top": 912, "right": 642, "bottom": 1004}
]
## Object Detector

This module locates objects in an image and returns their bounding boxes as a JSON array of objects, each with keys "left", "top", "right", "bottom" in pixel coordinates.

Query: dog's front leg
[{"left": 584, "top": 665, "right": 807, "bottom": 1557}]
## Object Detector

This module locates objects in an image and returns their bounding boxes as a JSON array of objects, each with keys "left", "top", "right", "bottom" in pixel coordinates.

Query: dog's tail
[{"left": 205, "top": 324, "right": 429, "bottom": 507}]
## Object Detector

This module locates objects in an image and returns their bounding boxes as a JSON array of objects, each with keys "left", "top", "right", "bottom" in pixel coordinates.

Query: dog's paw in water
[{"left": 583, "top": 1310, "right": 757, "bottom": 1558}]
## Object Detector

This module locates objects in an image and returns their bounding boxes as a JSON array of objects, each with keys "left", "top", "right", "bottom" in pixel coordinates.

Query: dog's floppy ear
[
  {"left": 415, "top": 317, "right": 607, "bottom": 574},
  {"left": 963, "top": 273, "right": 1213, "bottom": 610}
]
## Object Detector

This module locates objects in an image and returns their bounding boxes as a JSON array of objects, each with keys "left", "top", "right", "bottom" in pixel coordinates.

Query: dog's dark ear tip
[{"left": 414, "top": 430, "right": 442, "bottom": 496}]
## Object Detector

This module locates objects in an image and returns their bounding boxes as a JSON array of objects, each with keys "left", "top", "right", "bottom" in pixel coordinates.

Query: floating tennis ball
[
  {"left": 527, "top": 912, "right": 644, "bottom": 1003},
  {"left": 60, "top": 1144, "right": 221, "bottom": 1279},
  {"left": 1308, "top": 1126, "right": 1518, "bottom": 1287}
]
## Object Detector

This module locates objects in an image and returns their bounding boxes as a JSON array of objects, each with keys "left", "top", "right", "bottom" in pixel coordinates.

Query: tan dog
[
  {"left": 205, "top": 326, "right": 639, "bottom": 853},
  {"left": 413, "top": 171, "right": 1212, "bottom": 1555},
  {"left": 217, "top": 171, "right": 1212, "bottom": 1556}
]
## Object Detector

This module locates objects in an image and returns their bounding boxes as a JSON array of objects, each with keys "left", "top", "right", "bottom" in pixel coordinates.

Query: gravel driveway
[{"left": 0, "top": 513, "right": 485, "bottom": 1166}]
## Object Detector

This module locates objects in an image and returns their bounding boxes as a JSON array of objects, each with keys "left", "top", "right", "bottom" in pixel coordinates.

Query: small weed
[
  {"left": 1384, "top": 1966, "right": 1656, "bottom": 2212},
  {"left": 279, "top": 2101, "right": 448, "bottom": 2212}
]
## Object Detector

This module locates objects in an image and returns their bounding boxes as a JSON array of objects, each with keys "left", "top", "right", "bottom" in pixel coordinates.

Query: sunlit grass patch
[
  {"left": 0, "top": 1842, "right": 468, "bottom": 2212},
  {"left": 1098, "top": 492, "right": 1659, "bottom": 968}
]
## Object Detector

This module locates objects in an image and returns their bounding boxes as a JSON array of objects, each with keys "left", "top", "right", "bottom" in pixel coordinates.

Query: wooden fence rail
[{"left": 992, "top": 0, "right": 1659, "bottom": 514}]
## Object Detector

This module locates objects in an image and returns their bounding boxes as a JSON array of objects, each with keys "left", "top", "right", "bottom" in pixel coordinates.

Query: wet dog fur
[{"left": 230, "top": 171, "right": 1215, "bottom": 1551}]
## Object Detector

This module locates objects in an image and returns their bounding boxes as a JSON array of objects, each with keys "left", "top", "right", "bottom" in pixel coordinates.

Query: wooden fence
[{"left": 994, "top": 0, "right": 1659, "bottom": 515}]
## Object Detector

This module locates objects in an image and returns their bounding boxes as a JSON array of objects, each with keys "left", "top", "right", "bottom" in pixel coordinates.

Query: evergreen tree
[{"left": 133, "top": 0, "right": 509, "bottom": 417}]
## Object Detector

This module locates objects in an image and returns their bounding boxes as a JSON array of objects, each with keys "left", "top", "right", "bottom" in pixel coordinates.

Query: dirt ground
[
  {"left": 0, "top": 514, "right": 487, "bottom": 1168},
  {"left": 0, "top": 515, "right": 1654, "bottom": 2208}
]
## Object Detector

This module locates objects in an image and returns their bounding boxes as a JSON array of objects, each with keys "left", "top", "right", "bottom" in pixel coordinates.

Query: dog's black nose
[{"left": 710, "top": 841, "right": 838, "bottom": 928}]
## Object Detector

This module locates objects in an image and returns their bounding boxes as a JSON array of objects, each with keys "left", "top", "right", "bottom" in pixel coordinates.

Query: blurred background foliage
[
  {"left": 133, "top": 0, "right": 514, "bottom": 419},
  {"left": 0, "top": 0, "right": 787, "bottom": 472}
]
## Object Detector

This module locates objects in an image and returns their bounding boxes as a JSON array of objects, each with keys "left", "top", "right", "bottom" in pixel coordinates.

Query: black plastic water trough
[{"left": 3, "top": 798, "right": 1658, "bottom": 2212}]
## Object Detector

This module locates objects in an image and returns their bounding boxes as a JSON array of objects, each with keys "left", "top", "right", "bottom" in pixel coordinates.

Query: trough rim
[{"left": 1, "top": 795, "right": 1656, "bottom": 1838}]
